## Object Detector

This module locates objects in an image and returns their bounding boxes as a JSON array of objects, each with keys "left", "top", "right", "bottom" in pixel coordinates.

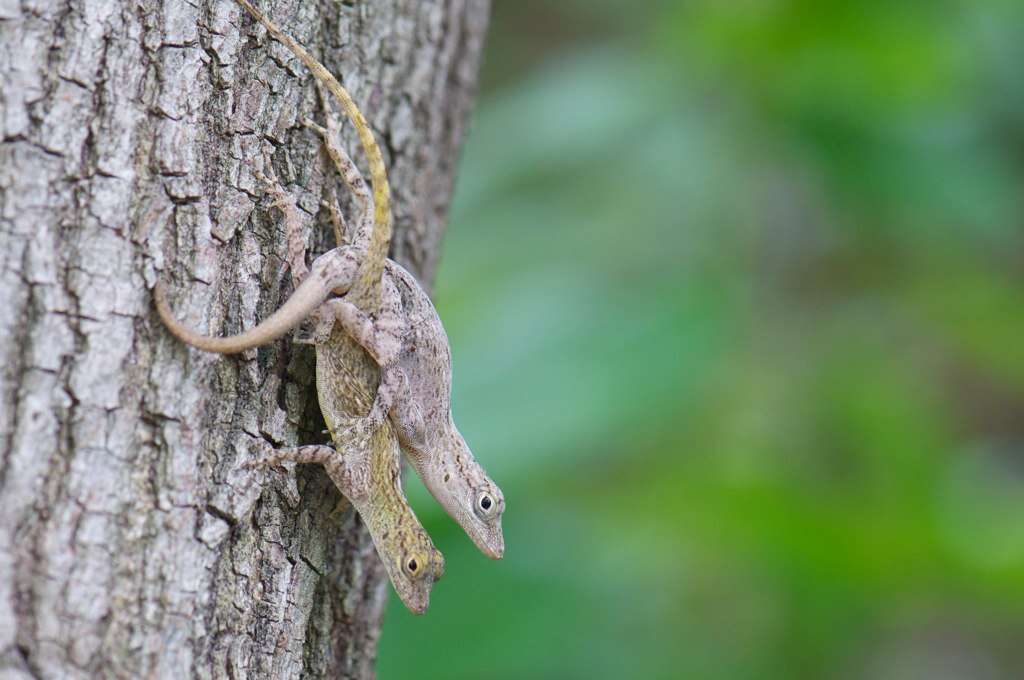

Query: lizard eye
[
  {"left": 403, "top": 552, "right": 425, "bottom": 579},
  {"left": 475, "top": 492, "right": 497, "bottom": 519}
]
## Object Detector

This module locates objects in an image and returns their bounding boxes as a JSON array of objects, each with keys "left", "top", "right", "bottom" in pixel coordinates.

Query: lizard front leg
[
  {"left": 320, "top": 276, "right": 408, "bottom": 426},
  {"left": 244, "top": 443, "right": 339, "bottom": 470},
  {"left": 253, "top": 156, "right": 309, "bottom": 288},
  {"left": 245, "top": 441, "right": 370, "bottom": 503},
  {"left": 327, "top": 279, "right": 406, "bottom": 365}
]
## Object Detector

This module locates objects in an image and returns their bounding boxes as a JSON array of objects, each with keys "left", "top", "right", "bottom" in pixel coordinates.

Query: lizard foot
[{"left": 242, "top": 444, "right": 337, "bottom": 471}]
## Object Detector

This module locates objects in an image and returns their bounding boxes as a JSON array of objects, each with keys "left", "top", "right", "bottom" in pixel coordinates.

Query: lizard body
[
  {"left": 158, "top": 0, "right": 504, "bottom": 573},
  {"left": 297, "top": 115, "right": 506, "bottom": 559},
  {"left": 380, "top": 261, "right": 506, "bottom": 559},
  {"left": 156, "top": 0, "right": 443, "bottom": 613},
  {"left": 230, "top": 0, "right": 446, "bottom": 613}
]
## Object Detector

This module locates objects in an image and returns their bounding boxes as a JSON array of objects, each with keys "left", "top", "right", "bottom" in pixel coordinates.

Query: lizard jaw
[{"left": 467, "top": 522, "right": 504, "bottom": 560}]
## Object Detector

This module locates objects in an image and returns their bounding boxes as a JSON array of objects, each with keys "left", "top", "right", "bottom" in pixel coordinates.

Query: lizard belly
[
  {"left": 384, "top": 262, "right": 454, "bottom": 430},
  {"left": 315, "top": 326, "right": 380, "bottom": 434}
]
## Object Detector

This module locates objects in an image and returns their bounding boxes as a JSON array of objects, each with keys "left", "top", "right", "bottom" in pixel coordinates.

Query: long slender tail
[
  {"left": 154, "top": 272, "right": 330, "bottom": 354},
  {"left": 155, "top": 245, "right": 359, "bottom": 353},
  {"left": 234, "top": 0, "right": 391, "bottom": 309}
]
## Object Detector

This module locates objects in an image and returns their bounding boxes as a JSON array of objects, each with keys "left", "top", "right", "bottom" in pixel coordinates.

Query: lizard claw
[{"left": 241, "top": 456, "right": 283, "bottom": 471}]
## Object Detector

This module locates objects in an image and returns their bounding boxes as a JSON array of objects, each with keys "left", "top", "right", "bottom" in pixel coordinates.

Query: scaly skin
[
  {"left": 307, "top": 92, "right": 506, "bottom": 560},
  {"left": 155, "top": 1, "right": 443, "bottom": 612},
  {"left": 234, "top": 0, "right": 390, "bottom": 310},
  {"left": 384, "top": 262, "right": 506, "bottom": 559},
  {"left": 324, "top": 258, "right": 506, "bottom": 559},
  {"left": 232, "top": 0, "right": 444, "bottom": 613}
]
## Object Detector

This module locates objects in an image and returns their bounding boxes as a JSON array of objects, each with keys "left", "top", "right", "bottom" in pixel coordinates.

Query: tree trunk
[{"left": 0, "top": 0, "right": 489, "bottom": 677}]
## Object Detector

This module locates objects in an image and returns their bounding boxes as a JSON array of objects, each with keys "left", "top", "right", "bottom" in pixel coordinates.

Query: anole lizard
[
  {"left": 248, "top": 161, "right": 444, "bottom": 615},
  {"left": 304, "top": 101, "right": 506, "bottom": 559},
  {"left": 228, "top": 0, "right": 507, "bottom": 561},
  {"left": 158, "top": 0, "right": 506, "bottom": 560},
  {"left": 156, "top": 0, "right": 444, "bottom": 613},
  {"left": 231, "top": 0, "right": 450, "bottom": 611}
]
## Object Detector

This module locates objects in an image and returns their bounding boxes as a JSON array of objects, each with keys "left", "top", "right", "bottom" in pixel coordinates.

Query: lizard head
[
  {"left": 382, "top": 525, "right": 445, "bottom": 615},
  {"left": 360, "top": 427, "right": 446, "bottom": 614},
  {"left": 412, "top": 421, "right": 506, "bottom": 560}
]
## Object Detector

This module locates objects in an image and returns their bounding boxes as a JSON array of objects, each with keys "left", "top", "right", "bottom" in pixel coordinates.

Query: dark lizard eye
[
  {"left": 403, "top": 553, "right": 425, "bottom": 578},
  {"left": 475, "top": 492, "right": 497, "bottom": 519}
]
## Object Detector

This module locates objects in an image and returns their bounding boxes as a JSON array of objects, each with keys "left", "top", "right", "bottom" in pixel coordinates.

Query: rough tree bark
[{"left": 0, "top": 0, "right": 489, "bottom": 677}]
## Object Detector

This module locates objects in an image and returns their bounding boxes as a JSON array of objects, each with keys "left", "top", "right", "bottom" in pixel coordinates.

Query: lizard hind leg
[
  {"left": 253, "top": 155, "right": 343, "bottom": 347},
  {"left": 253, "top": 156, "right": 310, "bottom": 288},
  {"left": 305, "top": 81, "right": 374, "bottom": 248},
  {"left": 242, "top": 443, "right": 338, "bottom": 471},
  {"left": 320, "top": 183, "right": 349, "bottom": 249},
  {"left": 244, "top": 440, "right": 371, "bottom": 504}
]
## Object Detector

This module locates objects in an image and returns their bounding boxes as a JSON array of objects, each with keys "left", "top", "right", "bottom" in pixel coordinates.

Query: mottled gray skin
[
  {"left": 380, "top": 262, "right": 507, "bottom": 559},
  {"left": 160, "top": 0, "right": 504, "bottom": 575},
  {"left": 305, "top": 84, "right": 508, "bottom": 559},
  {"left": 314, "top": 168, "right": 507, "bottom": 559},
  {"left": 157, "top": 0, "right": 446, "bottom": 614},
  {"left": 313, "top": 252, "right": 506, "bottom": 559}
]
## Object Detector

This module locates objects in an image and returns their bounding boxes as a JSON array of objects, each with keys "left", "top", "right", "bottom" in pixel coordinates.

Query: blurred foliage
[{"left": 380, "top": 1, "right": 1024, "bottom": 678}]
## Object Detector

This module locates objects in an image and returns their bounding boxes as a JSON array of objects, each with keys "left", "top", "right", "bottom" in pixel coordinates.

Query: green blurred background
[{"left": 380, "top": 1, "right": 1024, "bottom": 677}]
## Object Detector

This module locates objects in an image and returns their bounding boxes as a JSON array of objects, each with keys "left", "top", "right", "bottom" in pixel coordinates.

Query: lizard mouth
[
  {"left": 406, "top": 596, "right": 430, "bottom": 615},
  {"left": 396, "top": 582, "right": 432, "bottom": 615},
  {"left": 475, "top": 532, "right": 504, "bottom": 560}
]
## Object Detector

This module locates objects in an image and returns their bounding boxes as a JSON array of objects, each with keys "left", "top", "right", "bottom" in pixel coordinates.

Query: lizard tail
[
  {"left": 154, "top": 273, "right": 331, "bottom": 354},
  {"left": 234, "top": 0, "right": 391, "bottom": 309}
]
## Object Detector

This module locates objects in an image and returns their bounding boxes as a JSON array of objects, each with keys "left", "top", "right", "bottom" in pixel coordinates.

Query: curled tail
[
  {"left": 155, "top": 246, "right": 358, "bottom": 354},
  {"left": 155, "top": 270, "right": 327, "bottom": 354},
  {"left": 234, "top": 0, "right": 391, "bottom": 310}
]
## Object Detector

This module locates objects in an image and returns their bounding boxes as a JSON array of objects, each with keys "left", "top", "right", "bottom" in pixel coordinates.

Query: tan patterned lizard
[
  {"left": 155, "top": 1, "right": 443, "bottom": 613},
  {"left": 304, "top": 99, "right": 507, "bottom": 560},
  {"left": 158, "top": 0, "right": 505, "bottom": 561},
  {"left": 233, "top": 0, "right": 507, "bottom": 561}
]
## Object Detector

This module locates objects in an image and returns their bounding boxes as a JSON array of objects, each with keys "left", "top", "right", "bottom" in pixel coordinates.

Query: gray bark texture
[{"left": 0, "top": 0, "right": 489, "bottom": 677}]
